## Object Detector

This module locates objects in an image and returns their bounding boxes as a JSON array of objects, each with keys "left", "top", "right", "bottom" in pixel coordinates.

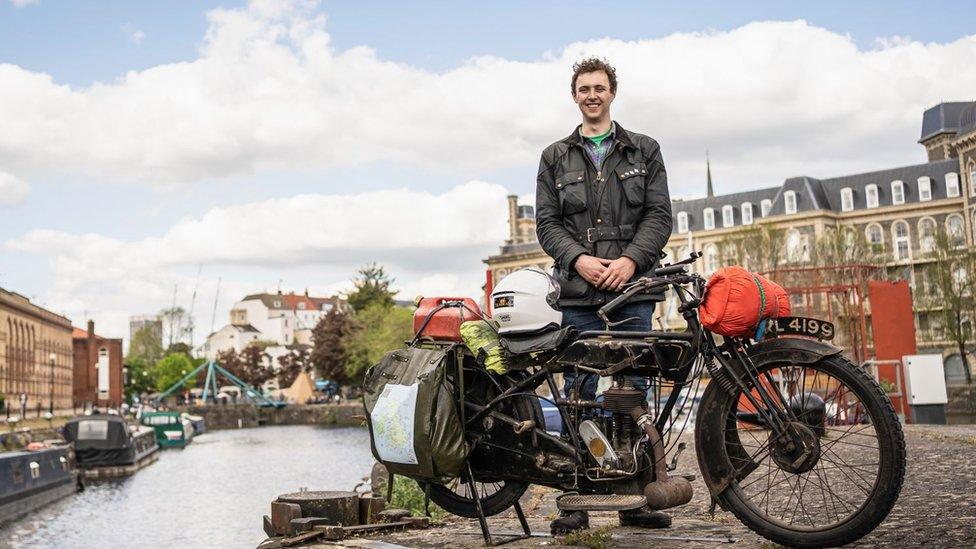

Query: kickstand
[{"left": 466, "top": 461, "right": 532, "bottom": 547}]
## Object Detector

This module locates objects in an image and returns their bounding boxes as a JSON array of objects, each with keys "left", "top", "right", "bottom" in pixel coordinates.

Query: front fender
[{"left": 695, "top": 336, "right": 843, "bottom": 501}]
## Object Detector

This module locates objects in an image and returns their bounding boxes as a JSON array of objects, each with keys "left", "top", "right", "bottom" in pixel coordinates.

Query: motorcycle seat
[{"left": 500, "top": 326, "right": 574, "bottom": 355}]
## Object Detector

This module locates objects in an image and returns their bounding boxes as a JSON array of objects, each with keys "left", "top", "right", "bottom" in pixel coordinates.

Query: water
[{"left": 0, "top": 425, "right": 374, "bottom": 549}]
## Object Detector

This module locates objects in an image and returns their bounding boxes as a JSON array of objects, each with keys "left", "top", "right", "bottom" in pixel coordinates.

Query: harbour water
[{"left": 0, "top": 425, "right": 373, "bottom": 548}]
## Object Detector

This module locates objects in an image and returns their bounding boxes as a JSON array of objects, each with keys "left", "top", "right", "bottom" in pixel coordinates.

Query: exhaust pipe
[{"left": 630, "top": 407, "right": 693, "bottom": 510}]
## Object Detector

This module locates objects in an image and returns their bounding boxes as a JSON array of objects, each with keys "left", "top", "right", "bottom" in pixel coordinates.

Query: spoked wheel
[
  {"left": 697, "top": 353, "right": 906, "bottom": 548},
  {"left": 427, "top": 367, "right": 538, "bottom": 518}
]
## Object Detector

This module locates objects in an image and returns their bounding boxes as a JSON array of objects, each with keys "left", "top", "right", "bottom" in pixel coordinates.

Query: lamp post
[{"left": 48, "top": 352, "right": 56, "bottom": 415}]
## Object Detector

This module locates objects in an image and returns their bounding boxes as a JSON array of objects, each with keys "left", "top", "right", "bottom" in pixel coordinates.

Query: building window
[
  {"left": 865, "top": 184, "right": 879, "bottom": 208},
  {"left": 785, "top": 229, "right": 809, "bottom": 263},
  {"left": 945, "top": 172, "right": 960, "bottom": 198},
  {"left": 722, "top": 205, "right": 734, "bottom": 228},
  {"left": 840, "top": 187, "right": 854, "bottom": 211},
  {"left": 298, "top": 302, "right": 306, "bottom": 310},
  {"left": 892, "top": 220, "right": 911, "bottom": 261},
  {"left": 703, "top": 208, "right": 715, "bottom": 231},
  {"left": 740, "top": 203, "right": 753, "bottom": 225},
  {"left": 970, "top": 166, "right": 976, "bottom": 197},
  {"left": 891, "top": 180, "right": 905, "bottom": 205},
  {"left": 760, "top": 199, "right": 772, "bottom": 217},
  {"left": 918, "top": 177, "right": 932, "bottom": 201},
  {"left": 946, "top": 214, "right": 965, "bottom": 247},
  {"left": 704, "top": 244, "right": 720, "bottom": 275},
  {"left": 918, "top": 217, "right": 937, "bottom": 254},
  {"left": 784, "top": 191, "right": 797, "bottom": 214},
  {"left": 676, "top": 211, "right": 689, "bottom": 234},
  {"left": 865, "top": 223, "right": 884, "bottom": 251},
  {"left": 273, "top": 300, "right": 281, "bottom": 308}
]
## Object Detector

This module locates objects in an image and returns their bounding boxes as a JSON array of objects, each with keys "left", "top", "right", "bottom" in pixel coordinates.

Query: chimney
[
  {"left": 87, "top": 319, "right": 97, "bottom": 399},
  {"left": 506, "top": 195, "right": 519, "bottom": 243},
  {"left": 87, "top": 319, "right": 95, "bottom": 339},
  {"left": 304, "top": 288, "right": 309, "bottom": 297}
]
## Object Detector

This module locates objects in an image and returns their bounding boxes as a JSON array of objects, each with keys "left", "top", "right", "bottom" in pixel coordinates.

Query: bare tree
[{"left": 929, "top": 227, "right": 975, "bottom": 384}]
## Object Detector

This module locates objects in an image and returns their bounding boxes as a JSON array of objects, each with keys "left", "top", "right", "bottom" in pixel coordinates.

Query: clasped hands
[{"left": 574, "top": 254, "right": 636, "bottom": 292}]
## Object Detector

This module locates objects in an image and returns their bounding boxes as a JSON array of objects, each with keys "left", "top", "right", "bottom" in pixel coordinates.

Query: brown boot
[{"left": 618, "top": 507, "right": 672, "bottom": 528}]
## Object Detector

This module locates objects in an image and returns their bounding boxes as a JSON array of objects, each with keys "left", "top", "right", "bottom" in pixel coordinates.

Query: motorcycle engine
[{"left": 601, "top": 380, "right": 646, "bottom": 457}]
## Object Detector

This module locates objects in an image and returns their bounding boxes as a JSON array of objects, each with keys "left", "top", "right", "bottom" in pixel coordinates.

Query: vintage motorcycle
[{"left": 398, "top": 253, "right": 906, "bottom": 548}]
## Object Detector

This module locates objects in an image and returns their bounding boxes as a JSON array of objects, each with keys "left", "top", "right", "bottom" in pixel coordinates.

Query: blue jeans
[{"left": 561, "top": 301, "right": 655, "bottom": 402}]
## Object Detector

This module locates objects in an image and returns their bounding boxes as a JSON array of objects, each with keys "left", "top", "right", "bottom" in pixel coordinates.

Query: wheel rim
[
  {"left": 726, "top": 361, "right": 885, "bottom": 532},
  {"left": 441, "top": 475, "right": 507, "bottom": 501}
]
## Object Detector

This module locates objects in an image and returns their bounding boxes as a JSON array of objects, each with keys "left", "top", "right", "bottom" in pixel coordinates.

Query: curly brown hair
[{"left": 571, "top": 57, "right": 618, "bottom": 95}]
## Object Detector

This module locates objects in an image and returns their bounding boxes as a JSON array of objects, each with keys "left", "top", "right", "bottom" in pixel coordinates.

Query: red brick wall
[{"left": 72, "top": 324, "right": 124, "bottom": 408}]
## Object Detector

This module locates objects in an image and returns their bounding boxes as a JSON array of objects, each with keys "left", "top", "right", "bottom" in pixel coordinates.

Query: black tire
[
  {"left": 427, "top": 368, "right": 539, "bottom": 518},
  {"left": 698, "top": 354, "right": 906, "bottom": 548}
]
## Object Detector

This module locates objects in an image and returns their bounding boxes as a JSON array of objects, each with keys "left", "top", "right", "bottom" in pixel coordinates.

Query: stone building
[
  {"left": 72, "top": 320, "right": 124, "bottom": 409},
  {"left": 0, "top": 288, "right": 73, "bottom": 411},
  {"left": 484, "top": 102, "right": 976, "bottom": 374}
]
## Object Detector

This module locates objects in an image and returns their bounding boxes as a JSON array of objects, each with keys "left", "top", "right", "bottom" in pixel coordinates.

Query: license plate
[{"left": 767, "top": 316, "right": 835, "bottom": 340}]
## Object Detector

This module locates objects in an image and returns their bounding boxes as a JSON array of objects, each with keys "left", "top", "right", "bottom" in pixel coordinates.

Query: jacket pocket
[
  {"left": 555, "top": 170, "right": 587, "bottom": 215},
  {"left": 554, "top": 266, "right": 590, "bottom": 299},
  {"left": 616, "top": 163, "right": 647, "bottom": 207}
]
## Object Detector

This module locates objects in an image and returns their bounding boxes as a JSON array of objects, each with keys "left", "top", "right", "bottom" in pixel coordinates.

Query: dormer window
[
  {"left": 918, "top": 177, "right": 932, "bottom": 201},
  {"left": 741, "top": 203, "right": 753, "bottom": 225},
  {"left": 784, "top": 191, "right": 797, "bottom": 214},
  {"left": 946, "top": 172, "right": 960, "bottom": 197},
  {"left": 703, "top": 208, "right": 715, "bottom": 231},
  {"left": 676, "top": 211, "right": 689, "bottom": 234},
  {"left": 865, "top": 184, "right": 879, "bottom": 208},
  {"left": 722, "top": 205, "right": 734, "bottom": 228},
  {"left": 298, "top": 302, "right": 306, "bottom": 310},
  {"left": 841, "top": 188, "right": 854, "bottom": 211},
  {"left": 273, "top": 300, "right": 282, "bottom": 308},
  {"left": 891, "top": 180, "right": 905, "bottom": 205},
  {"left": 760, "top": 199, "right": 772, "bottom": 217}
]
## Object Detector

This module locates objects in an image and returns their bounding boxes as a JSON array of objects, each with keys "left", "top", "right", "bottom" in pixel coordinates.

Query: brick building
[
  {"left": 72, "top": 320, "right": 124, "bottom": 409},
  {"left": 485, "top": 101, "right": 976, "bottom": 378},
  {"left": 0, "top": 288, "right": 73, "bottom": 411}
]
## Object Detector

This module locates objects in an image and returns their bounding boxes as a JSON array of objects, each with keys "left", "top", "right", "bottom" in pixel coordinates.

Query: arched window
[
  {"left": 740, "top": 203, "right": 753, "bottom": 225},
  {"left": 918, "top": 217, "right": 937, "bottom": 254},
  {"left": 703, "top": 208, "right": 715, "bottom": 231},
  {"left": 970, "top": 164, "right": 976, "bottom": 197},
  {"left": 892, "top": 220, "right": 911, "bottom": 261},
  {"left": 760, "top": 199, "right": 772, "bottom": 217},
  {"left": 704, "top": 244, "right": 720, "bottom": 275},
  {"left": 918, "top": 177, "right": 932, "bottom": 201},
  {"left": 891, "top": 180, "right": 905, "bottom": 205},
  {"left": 946, "top": 172, "right": 960, "bottom": 198},
  {"left": 946, "top": 214, "right": 965, "bottom": 247},
  {"left": 722, "top": 205, "right": 734, "bottom": 228},
  {"left": 676, "top": 211, "right": 689, "bottom": 234},
  {"left": 840, "top": 187, "right": 854, "bottom": 211},
  {"left": 784, "top": 191, "right": 797, "bottom": 214},
  {"left": 865, "top": 184, "right": 879, "bottom": 208},
  {"left": 785, "top": 229, "right": 809, "bottom": 263},
  {"left": 865, "top": 223, "right": 884, "bottom": 251}
]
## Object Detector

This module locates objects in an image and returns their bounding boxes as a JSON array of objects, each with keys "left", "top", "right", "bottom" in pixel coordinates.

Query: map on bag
[{"left": 370, "top": 383, "right": 419, "bottom": 465}]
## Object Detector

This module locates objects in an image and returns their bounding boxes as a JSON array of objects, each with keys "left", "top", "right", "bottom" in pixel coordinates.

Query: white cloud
[
  {"left": 0, "top": 1, "right": 972, "bottom": 194},
  {"left": 9, "top": 0, "right": 40, "bottom": 7},
  {"left": 0, "top": 171, "right": 30, "bottom": 206},
  {"left": 122, "top": 23, "right": 145, "bottom": 45},
  {"left": 5, "top": 181, "right": 509, "bottom": 340}
]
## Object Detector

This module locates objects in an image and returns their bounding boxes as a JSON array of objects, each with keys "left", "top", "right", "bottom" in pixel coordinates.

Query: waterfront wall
[
  {"left": 947, "top": 385, "right": 976, "bottom": 424},
  {"left": 175, "top": 403, "right": 365, "bottom": 430}
]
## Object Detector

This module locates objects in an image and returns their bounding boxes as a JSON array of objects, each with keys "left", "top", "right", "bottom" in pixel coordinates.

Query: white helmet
[{"left": 491, "top": 268, "right": 562, "bottom": 335}]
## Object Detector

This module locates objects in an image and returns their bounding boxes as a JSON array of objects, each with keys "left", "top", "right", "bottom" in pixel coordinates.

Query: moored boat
[
  {"left": 181, "top": 412, "right": 206, "bottom": 436},
  {"left": 141, "top": 411, "right": 194, "bottom": 448},
  {"left": 62, "top": 414, "right": 160, "bottom": 479},
  {"left": 0, "top": 445, "right": 80, "bottom": 527}
]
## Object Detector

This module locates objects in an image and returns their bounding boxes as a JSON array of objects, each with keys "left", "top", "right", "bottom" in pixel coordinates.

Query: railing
[{"left": 860, "top": 359, "right": 907, "bottom": 421}]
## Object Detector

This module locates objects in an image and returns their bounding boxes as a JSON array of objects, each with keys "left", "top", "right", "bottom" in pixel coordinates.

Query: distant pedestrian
[{"left": 19, "top": 393, "right": 27, "bottom": 419}]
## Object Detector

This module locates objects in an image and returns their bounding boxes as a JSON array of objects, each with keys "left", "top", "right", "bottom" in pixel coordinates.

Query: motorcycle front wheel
[{"left": 696, "top": 353, "right": 906, "bottom": 548}]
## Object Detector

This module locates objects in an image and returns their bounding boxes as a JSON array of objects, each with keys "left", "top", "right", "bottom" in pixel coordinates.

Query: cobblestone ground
[{"left": 308, "top": 424, "right": 975, "bottom": 548}]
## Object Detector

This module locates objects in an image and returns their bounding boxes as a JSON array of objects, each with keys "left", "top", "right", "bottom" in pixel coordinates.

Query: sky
[{"left": 1, "top": 0, "right": 975, "bottom": 346}]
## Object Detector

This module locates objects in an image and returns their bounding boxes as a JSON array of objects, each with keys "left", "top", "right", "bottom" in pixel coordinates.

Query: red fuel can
[{"left": 412, "top": 297, "right": 483, "bottom": 342}]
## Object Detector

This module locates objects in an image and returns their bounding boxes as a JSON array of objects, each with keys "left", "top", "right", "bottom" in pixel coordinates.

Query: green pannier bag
[{"left": 362, "top": 346, "right": 467, "bottom": 483}]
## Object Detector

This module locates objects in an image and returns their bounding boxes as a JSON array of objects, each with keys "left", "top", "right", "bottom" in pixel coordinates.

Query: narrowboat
[
  {"left": 140, "top": 411, "right": 194, "bottom": 448},
  {"left": 62, "top": 414, "right": 160, "bottom": 479},
  {"left": 0, "top": 445, "right": 80, "bottom": 526}
]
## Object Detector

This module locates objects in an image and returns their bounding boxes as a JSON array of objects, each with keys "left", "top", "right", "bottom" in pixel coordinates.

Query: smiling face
[{"left": 573, "top": 70, "right": 615, "bottom": 123}]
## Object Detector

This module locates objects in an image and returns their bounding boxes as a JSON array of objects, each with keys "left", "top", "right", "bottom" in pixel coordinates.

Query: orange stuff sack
[{"left": 699, "top": 266, "right": 791, "bottom": 337}]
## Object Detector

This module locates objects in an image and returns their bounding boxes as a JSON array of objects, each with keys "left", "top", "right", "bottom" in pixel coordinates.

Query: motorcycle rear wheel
[{"left": 696, "top": 353, "right": 906, "bottom": 548}]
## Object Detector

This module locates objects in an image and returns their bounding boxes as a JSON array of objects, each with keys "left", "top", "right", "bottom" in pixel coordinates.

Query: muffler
[{"left": 630, "top": 407, "right": 693, "bottom": 510}]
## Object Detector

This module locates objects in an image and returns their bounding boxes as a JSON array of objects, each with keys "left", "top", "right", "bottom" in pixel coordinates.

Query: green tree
[
  {"left": 930, "top": 227, "right": 976, "bottom": 384},
  {"left": 159, "top": 306, "right": 191, "bottom": 348},
  {"left": 124, "top": 357, "right": 156, "bottom": 400},
  {"left": 126, "top": 325, "right": 164, "bottom": 366},
  {"left": 345, "top": 303, "right": 414, "bottom": 383},
  {"left": 217, "top": 344, "right": 276, "bottom": 388},
  {"left": 154, "top": 353, "right": 196, "bottom": 393},
  {"left": 311, "top": 306, "right": 355, "bottom": 383},
  {"left": 277, "top": 347, "right": 312, "bottom": 387},
  {"left": 346, "top": 263, "right": 397, "bottom": 312}
]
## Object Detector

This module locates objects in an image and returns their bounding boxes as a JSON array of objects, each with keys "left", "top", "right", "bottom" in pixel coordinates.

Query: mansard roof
[{"left": 920, "top": 101, "right": 976, "bottom": 142}]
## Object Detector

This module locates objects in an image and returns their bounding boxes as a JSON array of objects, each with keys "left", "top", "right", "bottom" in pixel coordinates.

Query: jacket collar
[{"left": 560, "top": 121, "right": 636, "bottom": 150}]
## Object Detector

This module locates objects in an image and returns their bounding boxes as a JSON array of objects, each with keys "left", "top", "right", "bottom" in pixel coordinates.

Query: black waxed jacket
[{"left": 535, "top": 122, "right": 673, "bottom": 307}]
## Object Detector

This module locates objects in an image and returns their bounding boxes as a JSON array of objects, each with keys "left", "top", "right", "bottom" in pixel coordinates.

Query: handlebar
[{"left": 596, "top": 251, "right": 703, "bottom": 325}]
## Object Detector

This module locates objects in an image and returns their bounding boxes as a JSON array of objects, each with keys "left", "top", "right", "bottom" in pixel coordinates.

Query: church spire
[{"left": 706, "top": 150, "right": 715, "bottom": 198}]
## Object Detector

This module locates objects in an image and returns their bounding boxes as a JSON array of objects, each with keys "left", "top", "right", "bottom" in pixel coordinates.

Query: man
[{"left": 535, "top": 58, "right": 673, "bottom": 533}]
